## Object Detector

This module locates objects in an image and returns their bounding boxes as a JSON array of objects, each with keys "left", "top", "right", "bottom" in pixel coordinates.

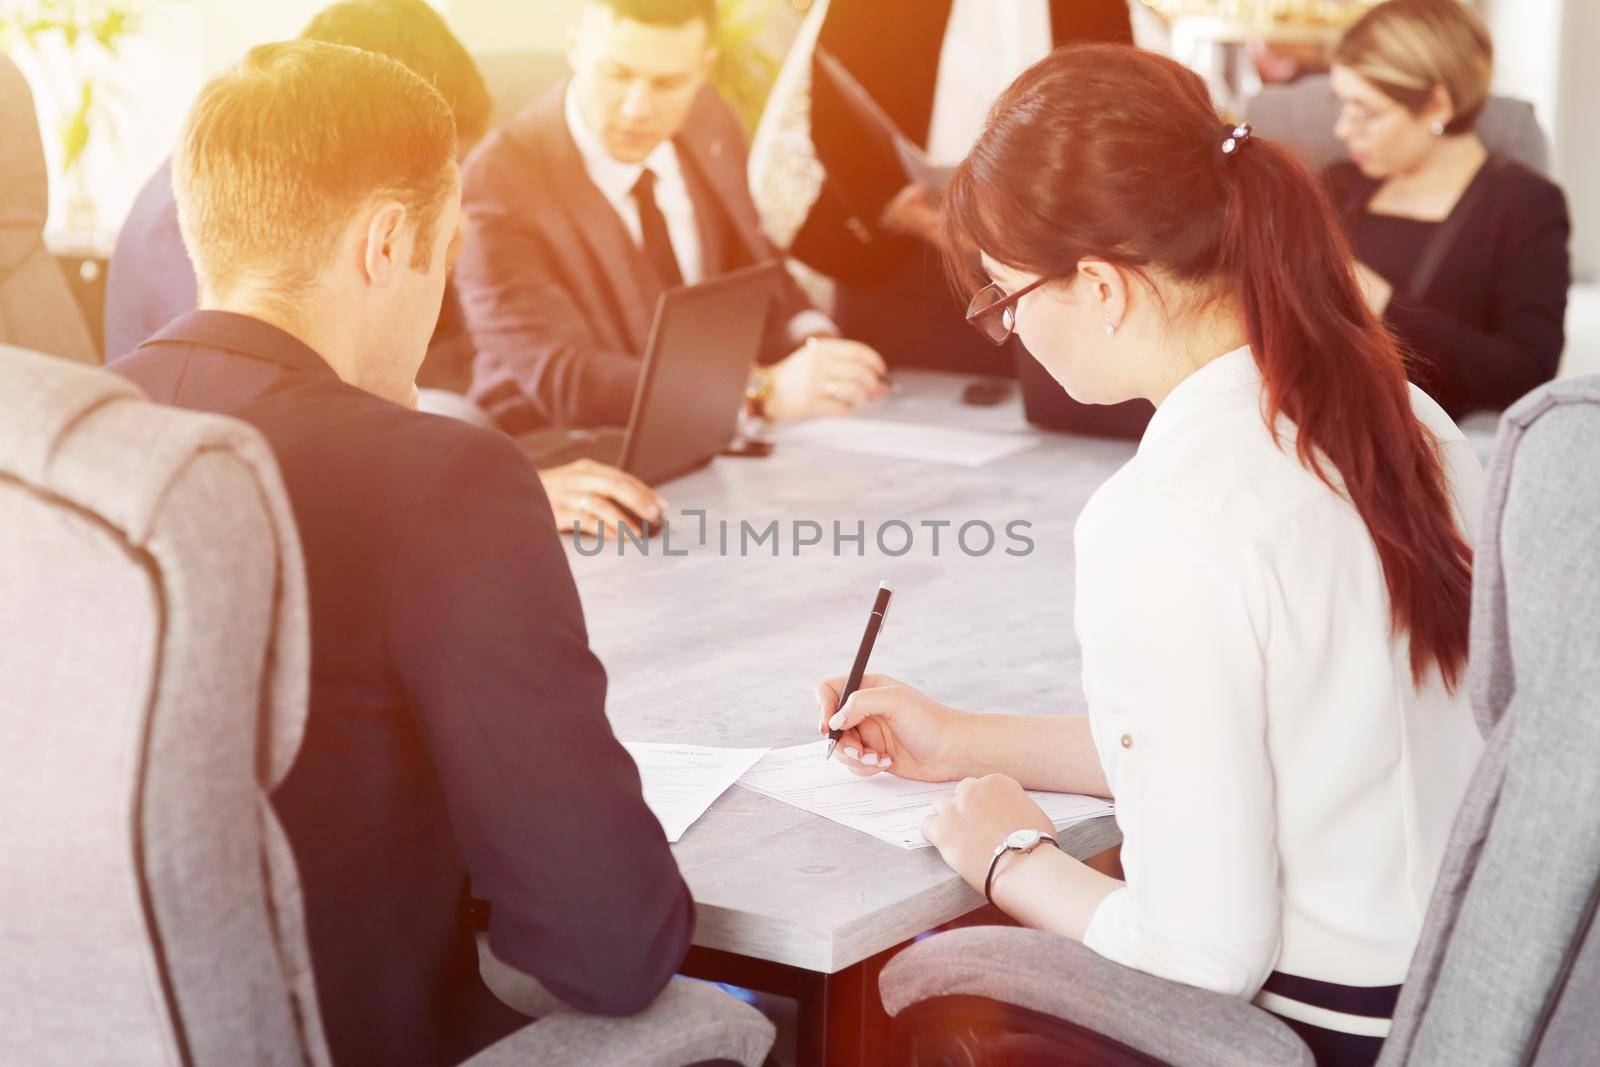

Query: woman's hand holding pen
[
  {"left": 816, "top": 674, "right": 965, "bottom": 782},
  {"left": 815, "top": 676, "right": 1064, "bottom": 898}
]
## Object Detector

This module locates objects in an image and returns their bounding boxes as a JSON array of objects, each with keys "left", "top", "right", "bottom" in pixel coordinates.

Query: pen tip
[
  {"left": 878, "top": 580, "right": 893, "bottom": 592},
  {"left": 825, "top": 738, "right": 837, "bottom": 762}
]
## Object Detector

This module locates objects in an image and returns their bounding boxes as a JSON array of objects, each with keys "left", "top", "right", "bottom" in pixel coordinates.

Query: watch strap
[{"left": 984, "top": 832, "right": 1057, "bottom": 906}]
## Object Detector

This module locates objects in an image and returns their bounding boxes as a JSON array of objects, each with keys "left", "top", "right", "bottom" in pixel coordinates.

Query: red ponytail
[{"left": 945, "top": 44, "right": 1472, "bottom": 690}]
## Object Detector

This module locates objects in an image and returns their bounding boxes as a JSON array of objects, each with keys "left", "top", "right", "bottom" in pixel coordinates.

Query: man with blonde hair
[
  {"left": 111, "top": 41, "right": 693, "bottom": 1067},
  {"left": 106, "top": 0, "right": 665, "bottom": 537}
]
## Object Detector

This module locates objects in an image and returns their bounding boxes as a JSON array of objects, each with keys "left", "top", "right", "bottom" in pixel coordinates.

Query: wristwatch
[
  {"left": 744, "top": 366, "right": 774, "bottom": 419},
  {"left": 984, "top": 828, "right": 1058, "bottom": 905}
]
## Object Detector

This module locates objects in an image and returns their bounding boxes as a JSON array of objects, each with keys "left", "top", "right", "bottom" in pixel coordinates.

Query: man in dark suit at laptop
[
  {"left": 455, "top": 0, "right": 887, "bottom": 433},
  {"left": 111, "top": 41, "right": 693, "bottom": 1067}
]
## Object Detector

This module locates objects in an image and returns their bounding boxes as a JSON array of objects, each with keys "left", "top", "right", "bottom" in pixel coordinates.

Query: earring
[
  {"left": 1430, "top": 120, "right": 1445, "bottom": 136},
  {"left": 1104, "top": 315, "right": 1117, "bottom": 337}
]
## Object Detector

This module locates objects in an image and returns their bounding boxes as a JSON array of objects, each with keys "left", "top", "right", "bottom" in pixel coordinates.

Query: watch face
[{"left": 1005, "top": 828, "right": 1042, "bottom": 850}]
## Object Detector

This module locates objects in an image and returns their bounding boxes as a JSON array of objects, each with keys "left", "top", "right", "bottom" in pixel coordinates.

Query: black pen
[{"left": 826, "top": 580, "right": 893, "bottom": 762}]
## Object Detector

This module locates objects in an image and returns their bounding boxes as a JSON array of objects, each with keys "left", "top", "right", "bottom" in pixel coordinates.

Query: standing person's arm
[
  {"left": 389, "top": 428, "right": 693, "bottom": 1015},
  {"left": 1385, "top": 178, "right": 1570, "bottom": 413},
  {"left": 455, "top": 148, "right": 643, "bottom": 430}
]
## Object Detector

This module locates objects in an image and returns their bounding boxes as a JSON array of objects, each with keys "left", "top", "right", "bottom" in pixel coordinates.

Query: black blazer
[
  {"left": 1326, "top": 156, "right": 1570, "bottom": 417},
  {"left": 794, "top": 0, "right": 1132, "bottom": 283},
  {"left": 111, "top": 311, "right": 694, "bottom": 1067}
]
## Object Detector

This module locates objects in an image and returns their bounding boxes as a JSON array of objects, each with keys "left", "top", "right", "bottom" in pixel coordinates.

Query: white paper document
[
  {"left": 737, "top": 741, "right": 1113, "bottom": 850},
  {"left": 621, "top": 742, "right": 770, "bottom": 843},
  {"left": 774, "top": 418, "right": 1040, "bottom": 468}
]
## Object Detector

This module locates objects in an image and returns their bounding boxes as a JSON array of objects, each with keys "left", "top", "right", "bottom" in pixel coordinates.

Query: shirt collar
[
  {"left": 562, "top": 81, "right": 680, "bottom": 203},
  {"left": 1138, "top": 344, "right": 1262, "bottom": 453},
  {"left": 143, "top": 310, "right": 337, "bottom": 378}
]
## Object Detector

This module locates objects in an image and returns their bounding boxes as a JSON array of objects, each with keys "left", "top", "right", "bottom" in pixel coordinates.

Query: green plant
[
  {"left": 709, "top": 0, "right": 787, "bottom": 135},
  {"left": 1, "top": 0, "right": 146, "bottom": 208}
]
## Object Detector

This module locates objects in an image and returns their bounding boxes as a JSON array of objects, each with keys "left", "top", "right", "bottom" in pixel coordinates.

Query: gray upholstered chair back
[
  {"left": 1379, "top": 376, "right": 1600, "bottom": 1066},
  {"left": 1243, "top": 74, "right": 1550, "bottom": 176},
  {"left": 0, "top": 344, "right": 324, "bottom": 1066},
  {"left": 0, "top": 57, "right": 97, "bottom": 364},
  {"left": 0, "top": 343, "right": 779, "bottom": 1067}
]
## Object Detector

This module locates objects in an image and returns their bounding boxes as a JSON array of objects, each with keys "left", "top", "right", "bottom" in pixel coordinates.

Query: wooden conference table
[{"left": 566, "top": 371, "right": 1138, "bottom": 1066}]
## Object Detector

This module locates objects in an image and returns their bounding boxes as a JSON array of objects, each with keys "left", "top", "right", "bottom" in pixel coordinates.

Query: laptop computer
[{"left": 519, "top": 260, "right": 784, "bottom": 485}]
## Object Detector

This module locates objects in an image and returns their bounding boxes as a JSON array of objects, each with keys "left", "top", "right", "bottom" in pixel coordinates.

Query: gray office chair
[
  {"left": 0, "top": 56, "right": 97, "bottom": 363},
  {"left": 0, "top": 344, "right": 774, "bottom": 1067},
  {"left": 878, "top": 375, "right": 1600, "bottom": 1066},
  {"left": 1243, "top": 73, "right": 1550, "bottom": 175}
]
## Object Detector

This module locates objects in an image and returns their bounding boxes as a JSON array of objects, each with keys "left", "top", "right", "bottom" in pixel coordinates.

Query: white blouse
[{"left": 1076, "top": 346, "right": 1485, "bottom": 1036}]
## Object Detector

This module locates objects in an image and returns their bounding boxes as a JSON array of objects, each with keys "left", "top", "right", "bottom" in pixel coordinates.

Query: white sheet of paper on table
[
  {"left": 736, "top": 741, "right": 1113, "bottom": 850},
  {"left": 773, "top": 418, "right": 1040, "bottom": 468},
  {"left": 621, "top": 742, "right": 770, "bottom": 843}
]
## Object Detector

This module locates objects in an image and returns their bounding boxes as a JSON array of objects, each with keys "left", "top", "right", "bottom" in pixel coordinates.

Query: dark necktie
[{"left": 630, "top": 168, "right": 684, "bottom": 289}]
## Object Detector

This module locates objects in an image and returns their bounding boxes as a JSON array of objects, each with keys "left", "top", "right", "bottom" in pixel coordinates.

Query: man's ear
[
  {"left": 1076, "top": 257, "right": 1130, "bottom": 331},
  {"left": 362, "top": 201, "right": 408, "bottom": 288}
]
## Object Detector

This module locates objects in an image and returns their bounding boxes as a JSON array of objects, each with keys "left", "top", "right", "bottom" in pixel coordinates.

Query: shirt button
[{"left": 1120, "top": 734, "right": 1133, "bottom": 749}]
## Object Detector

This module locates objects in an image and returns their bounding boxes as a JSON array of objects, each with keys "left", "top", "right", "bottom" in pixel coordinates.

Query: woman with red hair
[{"left": 817, "top": 44, "right": 1484, "bottom": 1067}]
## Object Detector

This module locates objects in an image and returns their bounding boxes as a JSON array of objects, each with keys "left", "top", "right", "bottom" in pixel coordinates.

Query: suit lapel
[
  {"left": 675, "top": 91, "right": 758, "bottom": 277},
  {"left": 676, "top": 135, "right": 733, "bottom": 278},
  {"left": 524, "top": 84, "right": 661, "bottom": 351}
]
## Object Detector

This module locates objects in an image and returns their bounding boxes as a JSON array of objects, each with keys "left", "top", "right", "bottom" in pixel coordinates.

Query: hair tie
[{"left": 1219, "top": 121, "right": 1253, "bottom": 162}]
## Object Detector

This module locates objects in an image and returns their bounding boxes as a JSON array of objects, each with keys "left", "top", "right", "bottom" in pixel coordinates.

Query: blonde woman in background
[{"left": 1327, "top": 0, "right": 1570, "bottom": 418}]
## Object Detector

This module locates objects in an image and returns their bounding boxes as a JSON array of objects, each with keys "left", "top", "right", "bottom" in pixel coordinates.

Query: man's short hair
[
  {"left": 174, "top": 40, "right": 457, "bottom": 302},
  {"left": 584, "top": 0, "right": 717, "bottom": 32},
  {"left": 300, "top": 0, "right": 491, "bottom": 146}
]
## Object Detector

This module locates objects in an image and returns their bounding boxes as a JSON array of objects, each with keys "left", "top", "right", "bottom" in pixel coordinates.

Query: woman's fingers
[
  {"left": 854, "top": 718, "right": 891, "bottom": 760},
  {"left": 817, "top": 681, "right": 842, "bottom": 734},
  {"left": 829, "top": 684, "right": 900, "bottom": 732},
  {"left": 837, "top": 742, "right": 885, "bottom": 776}
]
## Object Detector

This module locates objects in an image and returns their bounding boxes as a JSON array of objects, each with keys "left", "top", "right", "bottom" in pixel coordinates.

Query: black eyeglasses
[{"left": 964, "top": 277, "right": 1052, "bottom": 346}]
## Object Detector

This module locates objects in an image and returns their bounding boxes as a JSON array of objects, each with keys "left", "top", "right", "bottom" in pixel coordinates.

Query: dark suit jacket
[
  {"left": 795, "top": 0, "right": 1132, "bottom": 284},
  {"left": 104, "top": 160, "right": 477, "bottom": 389},
  {"left": 1325, "top": 157, "right": 1570, "bottom": 417},
  {"left": 111, "top": 311, "right": 694, "bottom": 1067},
  {"left": 103, "top": 159, "right": 194, "bottom": 362},
  {"left": 456, "top": 80, "right": 813, "bottom": 432}
]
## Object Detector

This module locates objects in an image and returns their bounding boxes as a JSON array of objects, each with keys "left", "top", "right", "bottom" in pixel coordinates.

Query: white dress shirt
[
  {"left": 1074, "top": 347, "right": 1485, "bottom": 1037},
  {"left": 925, "top": 0, "right": 1053, "bottom": 166},
  {"left": 565, "top": 85, "right": 705, "bottom": 286},
  {"left": 564, "top": 85, "right": 836, "bottom": 343}
]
